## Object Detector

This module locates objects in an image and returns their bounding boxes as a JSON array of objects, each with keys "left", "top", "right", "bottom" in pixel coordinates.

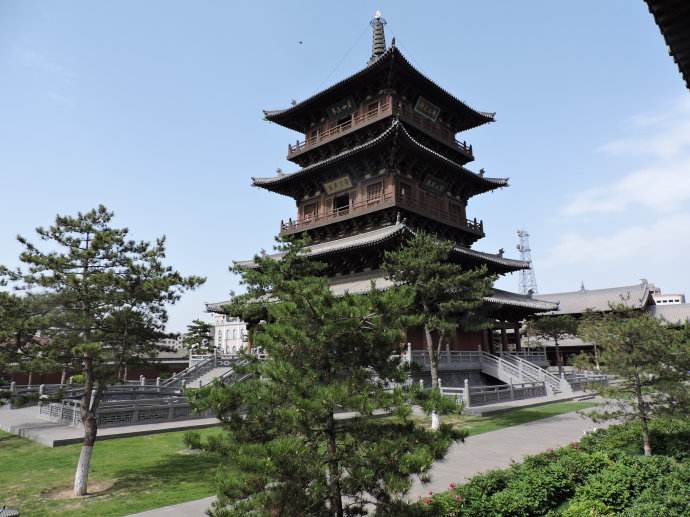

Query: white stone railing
[
  {"left": 39, "top": 397, "right": 213, "bottom": 428},
  {"left": 409, "top": 350, "right": 483, "bottom": 370},
  {"left": 439, "top": 378, "right": 547, "bottom": 408}
]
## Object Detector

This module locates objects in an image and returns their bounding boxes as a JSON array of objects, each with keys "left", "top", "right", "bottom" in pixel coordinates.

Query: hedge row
[{"left": 392, "top": 417, "right": 690, "bottom": 517}]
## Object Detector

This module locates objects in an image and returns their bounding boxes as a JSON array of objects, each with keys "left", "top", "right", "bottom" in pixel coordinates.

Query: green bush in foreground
[{"left": 399, "top": 417, "right": 690, "bottom": 517}]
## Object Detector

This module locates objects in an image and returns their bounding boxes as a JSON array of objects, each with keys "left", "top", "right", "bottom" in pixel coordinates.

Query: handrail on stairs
[{"left": 162, "top": 355, "right": 215, "bottom": 387}]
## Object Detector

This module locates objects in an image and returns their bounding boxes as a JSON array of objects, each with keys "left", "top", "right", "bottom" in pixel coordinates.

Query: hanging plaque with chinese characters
[
  {"left": 323, "top": 175, "right": 353, "bottom": 195},
  {"left": 421, "top": 175, "right": 447, "bottom": 195},
  {"left": 414, "top": 96, "right": 441, "bottom": 122},
  {"left": 327, "top": 97, "right": 357, "bottom": 119}
]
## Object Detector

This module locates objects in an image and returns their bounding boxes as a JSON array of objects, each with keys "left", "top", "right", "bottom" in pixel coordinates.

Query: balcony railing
[
  {"left": 280, "top": 191, "right": 484, "bottom": 236},
  {"left": 288, "top": 100, "right": 393, "bottom": 158},
  {"left": 397, "top": 194, "right": 484, "bottom": 235},
  {"left": 281, "top": 192, "right": 396, "bottom": 234},
  {"left": 397, "top": 103, "right": 473, "bottom": 157}
]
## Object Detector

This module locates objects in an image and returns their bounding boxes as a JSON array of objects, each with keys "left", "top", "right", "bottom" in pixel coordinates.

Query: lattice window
[{"left": 366, "top": 181, "right": 383, "bottom": 203}]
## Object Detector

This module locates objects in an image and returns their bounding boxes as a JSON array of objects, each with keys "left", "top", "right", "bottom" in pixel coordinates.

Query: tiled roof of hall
[
  {"left": 233, "top": 221, "right": 528, "bottom": 274},
  {"left": 262, "top": 45, "right": 495, "bottom": 134},
  {"left": 251, "top": 119, "right": 508, "bottom": 196},
  {"left": 536, "top": 280, "right": 654, "bottom": 315},
  {"left": 206, "top": 271, "right": 554, "bottom": 314}
]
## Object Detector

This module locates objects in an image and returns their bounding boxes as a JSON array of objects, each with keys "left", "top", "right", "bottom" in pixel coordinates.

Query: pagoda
[{"left": 216, "top": 13, "right": 557, "bottom": 356}]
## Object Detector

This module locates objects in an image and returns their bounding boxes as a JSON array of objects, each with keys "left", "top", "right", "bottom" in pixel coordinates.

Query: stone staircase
[
  {"left": 480, "top": 351, "right": 572, "bottom": 395},
  {"left": 191, "top": 367, "right": 235, "bottom": 388},
  {"left": 162, "top": 354, "right": 248, "bottom": 389}
]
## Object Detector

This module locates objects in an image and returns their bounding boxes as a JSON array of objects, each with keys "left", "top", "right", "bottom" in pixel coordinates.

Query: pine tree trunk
[
  {"left": 554, "top": 337, "right": 563, "bottom": 376},
  {"left": 424, "top": 324, "right": 441, "bottom": 430},
  {"left": 424, "top": 324, "right": 438, "bottom": 389},
  {"left": 633, "top": 372, "right": 652, "bottom": 456},
  {"left": 74, "top": 358, "right": 99, "bottom": 496},
  {"left": 326, "top": 414, "right": 343, "bottom": 517}
]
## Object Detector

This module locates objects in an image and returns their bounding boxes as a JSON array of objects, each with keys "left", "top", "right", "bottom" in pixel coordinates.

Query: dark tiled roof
[
  {"left": 252, "top": 119, "right": 507, "bottom": 195},
  {"left": 537, "top": 281, "right": 653, "bottom": 315},
  {"left": 484, "top": 289, "right": 559, "bottom": 311},
  {"left": 207, "top": 270, "right": 552, "bottom": 314},
  {"left": 645, "top": 1, "right": 690, "bottom": 90},
  {"left": 263, "top": 46, "right": 494, "bottom": 132},
  {"left": 232, "top": 222, "right": 527, "bottom": 272}
]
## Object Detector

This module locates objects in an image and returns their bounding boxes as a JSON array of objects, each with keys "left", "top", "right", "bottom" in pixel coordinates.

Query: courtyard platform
[{"left": 0, "top": 406, "right": 220, "bottom": 447}]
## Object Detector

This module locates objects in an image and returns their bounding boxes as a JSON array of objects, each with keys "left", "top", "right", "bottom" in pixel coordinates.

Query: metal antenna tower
[{"left": 516, "top": 229, "right": 538, "bottom": 295}]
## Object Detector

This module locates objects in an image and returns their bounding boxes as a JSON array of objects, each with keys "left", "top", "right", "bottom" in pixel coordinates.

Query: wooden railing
[
  {"left": 397, "top": 194, "right": 484, "bottom": 235},
  {"left": 281, "top": 192, "right": 396, "bottom": 234},
  {"left": 397, "top": 103, "right": 473, "bottom": 157},
  {"left": 281, "top": 192, "right": 484, "bottom": 236},
  {"left": 288, "top": 100, "right": 393, "bottom": 158}
]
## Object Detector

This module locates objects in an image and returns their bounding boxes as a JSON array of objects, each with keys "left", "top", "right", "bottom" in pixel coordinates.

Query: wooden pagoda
[{"left": 218, "top": 12, "right": 557, "bottom": 354}]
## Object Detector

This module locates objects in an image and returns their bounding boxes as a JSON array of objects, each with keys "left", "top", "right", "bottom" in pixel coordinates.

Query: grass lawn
[
  {"left": 411, "top": 401, "right": 599, "bottom": 435},
  {"left": 0, "top": 427, "right": 227, "bottom": 517},
  {"left": 0, "top": 400, "right": 596, "bottom": 517}
]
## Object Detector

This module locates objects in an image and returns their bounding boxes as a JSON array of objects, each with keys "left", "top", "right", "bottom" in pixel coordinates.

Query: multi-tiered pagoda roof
[{"left": 214, "top": 12, "right": 555, "bottom": 324}]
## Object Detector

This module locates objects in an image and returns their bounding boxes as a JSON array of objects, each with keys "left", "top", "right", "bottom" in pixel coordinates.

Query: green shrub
[
  {"left": 562, "top": 456, "right": 674, "bottom": 516},
  {"left": 580, "top": 418, "right": 690, "bottom": 460},
  {"left": 69, "top": 374, "right": 85, "bottom": 384},
  {"left": 183, "top": 430, "right": 202, "bottom": 449}
]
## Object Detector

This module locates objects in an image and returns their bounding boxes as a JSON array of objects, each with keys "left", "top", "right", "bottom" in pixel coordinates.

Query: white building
[
  {"left": 652, "top": 292, "right": 686, "bottom": 305},
  {"left": 211, "top": 313, "right": 248, "bottom": 354},
  {"left": 156, "top": 335, "right": 184, "bottom": 351}
]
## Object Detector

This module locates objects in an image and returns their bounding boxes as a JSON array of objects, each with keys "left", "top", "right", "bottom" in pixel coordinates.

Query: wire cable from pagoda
[{"left": 318, "top": 23, "right": 370, "bottom": 89}]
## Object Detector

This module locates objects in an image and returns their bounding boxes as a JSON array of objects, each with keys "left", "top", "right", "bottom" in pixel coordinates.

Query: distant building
[
  {"left": 533, "top": 280, "right": 690, "bottom": 362},
  {"left": 156, "top": 335, "right": 184, "bottom": 351},
  {"left": 209, "top": 312, "right": 248, "bottom": 354},
  {"left": 652, "top": 292, "right": 686, "bottom": 305}
]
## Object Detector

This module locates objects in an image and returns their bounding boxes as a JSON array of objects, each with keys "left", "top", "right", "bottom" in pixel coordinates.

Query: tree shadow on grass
[{"left": 107, "top": 448, "right": 223, "bottom": 495}]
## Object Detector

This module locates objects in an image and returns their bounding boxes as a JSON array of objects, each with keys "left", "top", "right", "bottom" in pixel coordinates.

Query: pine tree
[
  {"left": 189, "top": 239, "right": 462, "bottom": 516},
  {"left": 529, "top": 314, "right": 578, "bottom": 376},
  {"left": 0, "top": 292, "right": 57, "bottom": 388},
  {"left": 577, "top": 305, "right": 690, "bottom": 456},
  {"left": 182, "top": 319, "right": 214, "bottom": 353},
  {"left": 2, "top": 205, "right": 204, "bottom": 495},
  {"left": 382, "top": 231, "right": 495, "bottom": 429}
]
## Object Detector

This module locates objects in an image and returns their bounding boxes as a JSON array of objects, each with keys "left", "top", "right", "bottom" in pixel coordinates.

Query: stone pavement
[
  {"left": 125, "top": 405, "right": 608, "bottom": 516},
  {"left": 407, "top": 407, "right": 609, "bottom": 499},
  {"left": 0, "top": 406, "right": 220, "bottom": 447}
]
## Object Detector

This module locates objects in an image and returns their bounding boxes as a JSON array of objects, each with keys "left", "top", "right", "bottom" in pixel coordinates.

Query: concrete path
[
  {"left": 0, "top": 406, "right": 220, "bottom": 447},
  {"left": 127, "top": 496, "right": 216, "bottom": 517},
  {"left": 125, "top": 405, "right": 607, "bottom": 517},
  {"left": 407, "top": 407, "right": 609, "bottom": 499}
]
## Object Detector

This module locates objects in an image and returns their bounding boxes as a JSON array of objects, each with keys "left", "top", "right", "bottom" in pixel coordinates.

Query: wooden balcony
[
  {"left": 397, "top": 103, "right": 474, "bottom": 159},
  {"left": 280, "top": 191, "right": 484, "bottom": 237},
  {"left": 287, "top": 100, "right": 393, "bottom": 160}
]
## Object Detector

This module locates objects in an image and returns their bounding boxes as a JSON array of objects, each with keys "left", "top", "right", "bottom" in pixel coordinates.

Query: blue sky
[{"left": 1, "top": 1, "right": 689, "bottom": 332}]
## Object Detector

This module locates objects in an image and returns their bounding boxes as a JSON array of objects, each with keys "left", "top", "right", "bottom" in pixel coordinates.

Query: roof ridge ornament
[{"left": 368, "top": 10, "right": 387, "bottom": 65}]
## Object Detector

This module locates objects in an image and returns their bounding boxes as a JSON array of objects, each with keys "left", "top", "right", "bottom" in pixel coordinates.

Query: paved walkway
[
  {"left": 125, "top": 405, "right": 608, "bottom": 516},
  {"left": 0, "top": 406, "right": 220, "bottom": 447}
]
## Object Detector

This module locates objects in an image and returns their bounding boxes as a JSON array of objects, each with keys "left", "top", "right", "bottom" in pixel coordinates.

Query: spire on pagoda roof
[
  {"left": 263, "top": 46, "right": 494, "bottom": 134},
  {"left": 368, "top": 10, "right": 387, "bottom": 65}
]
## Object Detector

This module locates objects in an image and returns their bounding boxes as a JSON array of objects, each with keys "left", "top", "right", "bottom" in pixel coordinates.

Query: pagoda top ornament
[{"left": 368, "top": 10, "right": 387, "bottom": 65}]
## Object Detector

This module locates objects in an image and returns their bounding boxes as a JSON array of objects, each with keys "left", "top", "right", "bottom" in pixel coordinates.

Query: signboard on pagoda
[
  {"left": 327, "top": 97, "right": 357, "bottom": 119},
  {"left": 421, "top": 175, "right": 447, "bottom": 195},
  {"left": 323, "top": 175, "right": 353, "bottom": 195},
  {"left": 414, "top": 96, "right": 441, "bottom": 122}
]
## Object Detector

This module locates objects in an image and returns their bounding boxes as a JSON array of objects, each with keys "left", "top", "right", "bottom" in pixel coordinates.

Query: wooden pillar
[
  {"left": 482, "top": 329, "right": 489, "bottom": 353},
  {"left": 500, "top": 325, "right": 508, "bottom": 356},
  {"left": 514, "top": 323, "right": 522, "bottom": 352}
]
